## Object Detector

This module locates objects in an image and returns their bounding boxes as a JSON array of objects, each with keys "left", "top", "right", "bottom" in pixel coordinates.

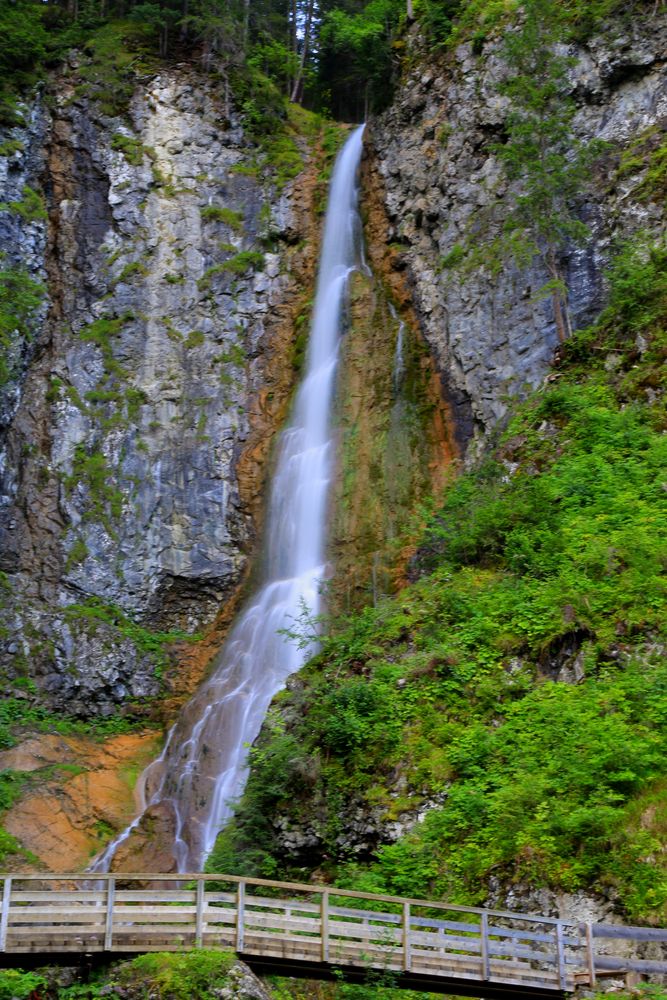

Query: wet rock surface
[{"left": 368, "top": 13, "right": 667, "bottom": 451}]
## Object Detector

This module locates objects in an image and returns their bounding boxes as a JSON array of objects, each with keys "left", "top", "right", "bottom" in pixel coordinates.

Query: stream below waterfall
[{"left": 93, "top": 124, "right": 366, "bottom": 873}]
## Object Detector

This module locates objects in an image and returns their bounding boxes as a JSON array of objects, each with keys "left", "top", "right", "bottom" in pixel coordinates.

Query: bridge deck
[{"left": 1, "top": 873, "right": 665, "bottom": 997}]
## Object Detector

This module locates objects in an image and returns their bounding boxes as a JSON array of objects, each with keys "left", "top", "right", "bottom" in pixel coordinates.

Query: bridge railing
[{"left": 0, "top": 872, "right": 647, "bottom": 992}]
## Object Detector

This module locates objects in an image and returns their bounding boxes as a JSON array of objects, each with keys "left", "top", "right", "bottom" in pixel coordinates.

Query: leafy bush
[
  {"left": 113, "top": 950, "right": 235, "bottom": 999},
  {"left": 0, "top": 969, "right": 47, "bottom": 1000}
]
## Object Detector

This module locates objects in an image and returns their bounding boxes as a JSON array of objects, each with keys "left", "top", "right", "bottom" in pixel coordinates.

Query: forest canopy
[{"left": 0, "top": 0, "right": 652, "bottom": 129}]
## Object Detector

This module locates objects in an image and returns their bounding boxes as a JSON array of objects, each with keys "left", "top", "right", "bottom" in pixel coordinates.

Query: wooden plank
[
  {"left": 8, "top": 906, "right": 105, "bottom": 918},
  {"left": 247, "top": 896, "right": 319, "bottom": 915},
  {"left": 195, "top": 880, "right": 205, "bottom": 948},
  {"left": 410, "top": 916, "right": 481, "bottom": 934},
  {"left": 241, "top": 913, "right": 321, "bottom": 935},
  {"left": 595, "top": 955, "right": 667, "bottom": 976},
  {"left": 320, "top": 892, "right": 329, "bottom": 963},
  {"left": 0, "top": 879, "right": 12, "bottom": 953},
  {"left": 6, "top": 926, "right": 106, "bottom": 939},
  {"left": 203, "top": 910, "right": 235, "bottom": 925},
  {"left": 403, "top": 902, "right": 411, "bottom": 972},
  {"left": 487, "top": 939, "right": 556, "bottom": 964},
  {"left": 486, "top": 923, "right": 580, "bottom": 947},
  {"left": 113, "top": 910, "right": 197, "bottom": 923},
  {"left": 404, "top": 929, "right": 480, "bottom": 952},
  {"left": 592, "top": 924, "right": 667, "bottom": 942},
  {"left": 585, "top": 920, "right": 596, "bottom": 988},
  {"left": 8, "top": 892, "right": 106, "bottom": 903},
  {"left": 555, "top": 921, "right": 566, "bottom": 991},
  {"left": 201, "top": 931, "right": 236, "bottom": 946},
  {"left": 480, "top": 910, "right": 490, "bottom": 980},
  {"left": 236, "top": 882, "right": 245, "bottom": 952},
  {"left": 104, "top": 879, "right": 115, "bottom": 951},
  {"left": 112, "top": 923, "right": 195, "bottom": 935}
]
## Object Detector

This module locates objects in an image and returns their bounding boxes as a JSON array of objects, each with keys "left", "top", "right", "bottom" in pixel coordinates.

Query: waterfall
[
  {"left": 392, "top": 312, "right": 405, "bottom": 395},
  {"left": 93, "top": 124, "right": 366, "bottom": 873}
]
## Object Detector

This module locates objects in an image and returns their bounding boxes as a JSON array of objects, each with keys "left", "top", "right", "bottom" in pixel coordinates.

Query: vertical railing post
[
  {"left": 555, "top": 920, "right": 567, "bottom": 990},
  {"left": 195, "top": 877, "right": 205, "bottom": 948},
  {"left": 480, "top": 911, "right": 490, "bottom": 980},
  {"left": 320, "top": 891, "right": 329, "bottom": 962},
  {"left": 0, "top": 877, "right": 12, "bottom": 953},
  {"left": 402, "top": 902, "right": 411, "bottom": 971},
  {"left": 585, "top": 921, "right": 597, "bottom": 988},
  {"left": 104, "top": 878, "right": 116, "bottom": 951},
  {"left": 236, "top": 881, "right": 245, "bottom": 952}
]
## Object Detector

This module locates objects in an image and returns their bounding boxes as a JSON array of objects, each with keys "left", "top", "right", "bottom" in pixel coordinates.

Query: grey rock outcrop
[
  {"left": 0, "top": 70, "right": 313, "bottom": 715},
  {"left": 368, "top": 13, "right": 667, "bottom": 451},
  {"left": 212, "top": 960, "right": 273, "bottom": 1000}
]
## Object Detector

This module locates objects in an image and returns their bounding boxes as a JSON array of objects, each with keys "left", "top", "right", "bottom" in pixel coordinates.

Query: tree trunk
[
  {"left": 290, "top": 0, "right": 315, "bottom": 104},
  {"left": 546, "top": 248, "right": 572, "bottom": 343},
  {"left": 289, "top": 0, "right": 298, "bottom": 98},
  {"left": 243, "top": 0, "right": 250, "bottom": 49},
  {"left": 407, "top": 0, "right": 414, "bottom": 20}
]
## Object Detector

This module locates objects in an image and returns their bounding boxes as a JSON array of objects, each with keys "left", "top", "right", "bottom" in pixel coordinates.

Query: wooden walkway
[{"left": 1, "top": 874, "right": 666, "bottom": 998}]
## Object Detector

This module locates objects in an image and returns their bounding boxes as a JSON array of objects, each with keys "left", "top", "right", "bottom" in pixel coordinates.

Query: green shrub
[
  {"left": 201, "top": 206, "right": 244, "bottom": 230},
  {"left": 114, "top": 950, "right": 235, "bottom": 999},
  {"left": 0, "top": 184, "right": 47, "bottom": 222},
  {"left": 0, "top": 969, "right": 47, "bottom": 1000}
]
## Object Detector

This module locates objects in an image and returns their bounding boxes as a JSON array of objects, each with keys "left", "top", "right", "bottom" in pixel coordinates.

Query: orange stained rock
[{"left": 1, "top": 730, "right": 162, "bottom": 873}]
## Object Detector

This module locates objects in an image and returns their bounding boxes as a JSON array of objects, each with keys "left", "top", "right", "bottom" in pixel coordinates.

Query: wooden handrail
[{"left": 0, "top": 872, "right": 580, "bottom": 926}]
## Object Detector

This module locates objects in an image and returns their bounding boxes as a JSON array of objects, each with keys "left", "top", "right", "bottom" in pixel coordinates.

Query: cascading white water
[{"left": 94, "top": 124, "right": 366, "bottom": 874}]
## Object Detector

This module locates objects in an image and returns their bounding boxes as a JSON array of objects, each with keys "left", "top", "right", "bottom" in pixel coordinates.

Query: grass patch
[
  {"left": 201, "top": 206, "right": 244, "bottom": 230},
  {"left": 198, "top": 252, "right": 264, "bottom": 289},
  {"left": 111, "top": 132, "right": 150, "bottom": 166},
  {"left": 78, "top": 311, "right": 134, "bottom": 379},
  {"left": 0, "top": 139, "right": 23, "bottom": 157},
  {"left": 0, "top": 254, "right": 43, "bottom": 387}
]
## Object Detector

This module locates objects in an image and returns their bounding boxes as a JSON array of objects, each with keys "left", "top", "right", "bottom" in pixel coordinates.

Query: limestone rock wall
[
  {"left": 0, "top": 70, "right": 317, "bottom": 716},
  {"left": 368, "top": 13, "right": 667, "bottom": 449}
]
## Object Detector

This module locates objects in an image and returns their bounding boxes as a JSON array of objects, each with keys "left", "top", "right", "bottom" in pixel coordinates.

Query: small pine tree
[{"left": 495, "top": 0, "right": 607, "bottom": 341}]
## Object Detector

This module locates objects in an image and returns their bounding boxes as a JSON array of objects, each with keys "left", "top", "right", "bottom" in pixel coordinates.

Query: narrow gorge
[{"left": 0, "top": 0, "right": 666, "bottom": 995}]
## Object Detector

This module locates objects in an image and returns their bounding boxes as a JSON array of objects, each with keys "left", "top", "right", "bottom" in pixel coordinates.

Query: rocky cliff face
[
  {"left": 0, "top": 68, "right": 321, "bottom": 718},
  {"left": 367, "top": 13, "right": 667, "bottom": 450}
]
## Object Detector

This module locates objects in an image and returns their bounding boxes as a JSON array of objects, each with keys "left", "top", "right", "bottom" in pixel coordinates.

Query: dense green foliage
[
  {"left": 208, "top": 236, "right": 667, "bottom": 923},
  {"left": 0, "top": 0, "right": 658, "bottom": 127},
  {"left": 0, "top": 256, "right": 43, "bottom": 387},
  {"left": 0, "top": 951, "right": 235, "bottom": 999}
]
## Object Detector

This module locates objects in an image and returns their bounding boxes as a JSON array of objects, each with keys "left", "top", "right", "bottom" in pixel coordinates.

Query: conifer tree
[{"left": 495, "top": 0, "right": 606, "bottom": 341}]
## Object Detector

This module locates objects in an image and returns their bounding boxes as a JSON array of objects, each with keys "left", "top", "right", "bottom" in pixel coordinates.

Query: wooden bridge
[{"left": 1, "top": 874, "right": 666, "bottom": 998}]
